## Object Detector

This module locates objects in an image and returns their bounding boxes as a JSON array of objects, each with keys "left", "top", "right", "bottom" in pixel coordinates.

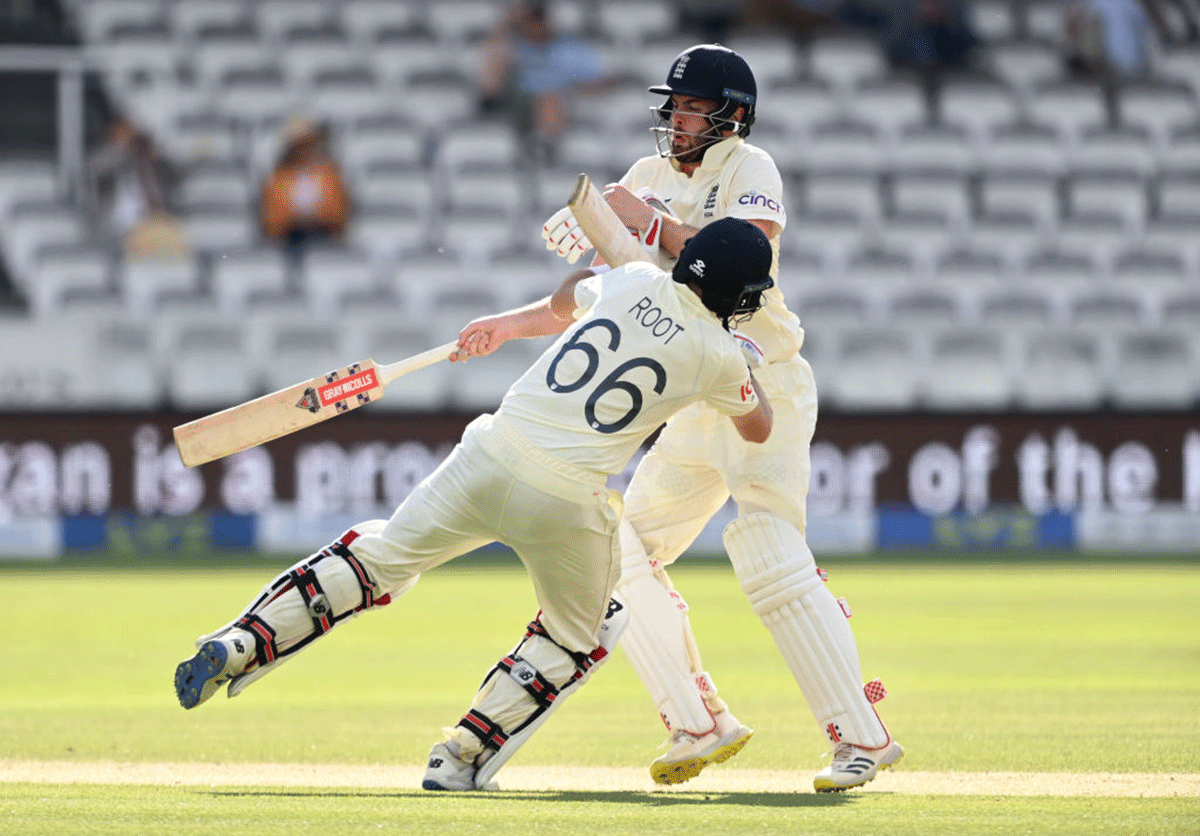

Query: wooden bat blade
[
  {"left": 568, "top": 173, "right": 645, "bottom": 268},
  {"left": 173, "top": 341, "right": 457, "bottom": 467}
]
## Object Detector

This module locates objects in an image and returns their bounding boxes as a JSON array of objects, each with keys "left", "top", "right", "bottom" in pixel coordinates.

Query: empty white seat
[
  {"left": 358, "top": 322, "right": 450, "bottom": 411},
  {"left": 27, "top": 249, "right": 113, "bottom": 317},
  {"left": 1159, "top": 176, "right": 1200, "bottom": 216},
  {"left": 1111, "top": 246, "right": 1189, "bottom": 299},
  {"left": 933, "top": 248, "right": 1007, "bottom": 288},
  {"left": 79, "top": 0, "right": 164, "bottom": 42},
  {"left": 120, "top": 256, "right": 199, "bottom": 314},
  {"left": 803, "top": 172, "right": 882, "bottom": 220},
  {"left": 986, "top": 38, "right": 1061, "bottom": 91},
  {"left": 262, "top": 324, "right": 349, "bottom": 392},
  {"left": 967, "top": 209, "right": 1045, "bottom": 263},
  {"left": 307, "top": 75, "right": 388, "bottom": 124},
  {"left": 256, "top": 0, "right": 337, "bottom": 43},
  {"left": 978, "top": 286, "right": 1058, "bottom": 330},
  {"left": 1068, "top": 287, "right": 1149, "bottom": 330},
  {"left": 354, "top": 166, "right": 435, "bottom": 213},
  {"left": 438, "top": 122, "right": 523, "bottom": 175},
  {"left": 341, "top": 127, "right": 426, "bottom": 176},
  {"left": 1027, "top": 81, "right": 1108, "bottom": 141},
  {"left": 1067, "top": 170, "right": 1147, "bottom": 225},
  {"left": 596, "top": 0, "right": 677, "bottom": 46},
  {"left": 185, "top": 208, "right": 257, "bottom": 253},
  {"left": 785, "top": 210, "right": 864, "bottom": 259},
  {"left": 348, "top": 205, "right": 428, "bottom": 260},
  {"left": 340, "top": 0, "right": 423, "bottom": 45},
  {"left": 390, "top": 250, "right": 473, "bottom": 314},
  {"left": 798, "top": 120, "right": 884, "bottom": 174},
  {"left": 876, "top": 210, "right": 958, "bottom": 262},
  {"left": 1108, "top": 330, "right": 1198, "bottom": 408},
  {"left": 1118, "top": 82, "right": 1199, "bottom": 143},
  {"left": 191, "top": 37, "right": 276, "bottom": 89},
  {"left": 1054, "top": 211, "right": 1130, "bottom": 262},
  {"left": 1023, "top": 0, "right": 1066, "bottom": 41},
  {"left": 0, "top": 162, "right": 57, "bottom": 215},
  {"left": 300, "top": 248, "right": 379, "bottom": 314},
  {"left": 982, "top": 123, "right": 1067, "bottom": 176},
  {"left": 970, "top": 1, "right": 1019, "bottom": 41},
  {"left": 924, "top": 327, "right": 1013, "bottom": 410},
  {"left": 889, "top": 124, "right": 974, "bottom": 175},
  {"left": 1014, "top": 328, "right": 1106, "bottom": 409},
  {"left": 3, "top": 204, "right": 85, "bottom": 280},
  {"left": 438, "top": 203, "right": 520, "bottom": 259},
  {"left": 887, "top": 287, "right": 964, "bottom": 330},
  {"left": 980, "top": 172, "right": 1060, "bottom": 223},
  {"left": 1021, "top": 245, "right": 1099, "bottom": 297},
  {"left": 486, "top": 250, "right": 560, "bottom": 308},
  {"left": 791, "top": 287, "right": 876, "bottom": 334},
  {"left": 1073, "top": 126, "right": 1157, "bottom": 177},
  {"left": 891, "top": 171, "right": 970, "bottom": 222},
  {"left": 445, "top": 168, "right": 526, "bottom": 214},
  {"left": 843, "top": 78, "right": 927, "bottom": 138},
  {"left": 170, "top": 0, "right": 250, "bottom": 42},
  {"left": 446, "top": 336, "right": 545, "bottom": 413},
  {"left": 167, "top": 323, "right": 260, "bottom": 409},
  {"left": 725, "top": 34, "right": 801, "bottom": 87},
  {"left": 939, "top": 79, "right": 1019, "bottom": 139},
  {"left": 280, "top": 36, "right": 360, "bottom": 87},
  {"left": 809, "top": 36, "right": 886, "bottom": 91},
  {"left": 1161, "top": 291, "right": 1200, "bottom": 330},
  {"left": 91, "top": 318, "right": 165, "bottom": 408},
  {"left": 217, "top": 75, "right": 299, "bottom": 126},
  {"left": 211, "top": 248, "right": 291, "bottom": 312},
  {"left": 764, "top": 81, "right": 839, "bottom": 138},
  {"left": 1142, "top": 214, "right": 1200, "bottom": 263},
  {"left": 826, "top": 327, "right": 922, "bottom": 410},
  {"left": 1154, "top": 44, "right": 1200, "bottom": 95},
  {"left": 179, "top": 163, "right": 253, "bottom": 209},
  {"left": 845, "top": 247, "right": 918, "bottom": 288}
]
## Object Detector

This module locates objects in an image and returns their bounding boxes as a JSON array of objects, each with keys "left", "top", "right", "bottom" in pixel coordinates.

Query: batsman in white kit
[
  {"left": 543, "top": 44, "right": 904, "bottom": 790},
  {"left": 173, "top": 218, "right": 776, "bottom": 791}
]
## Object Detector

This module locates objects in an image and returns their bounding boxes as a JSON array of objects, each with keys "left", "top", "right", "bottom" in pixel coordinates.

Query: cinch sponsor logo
[
  {"left": 317, "top": 368, "right": 378, "bottom": 406},
  {"left": 737, "top": 192, "right": 783, "bottom": 212}
]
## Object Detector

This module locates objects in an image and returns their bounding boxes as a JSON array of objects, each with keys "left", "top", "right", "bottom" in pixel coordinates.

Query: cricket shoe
[
  {"left": 422, "top": 741, "right": 495, "bottom": 791},
  {"left": 173, "top": 631, "right": 253, "bottom": 709},
  {"left": 650, "top": 711, "right": 754, "bottom": 785},
  {"left": 813, "top": 739, "right": 904, "bottom": 792}
]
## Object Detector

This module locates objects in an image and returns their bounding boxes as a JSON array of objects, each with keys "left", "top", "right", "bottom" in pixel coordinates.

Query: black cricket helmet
[
  {"left": 673, "top": 218, "right": 774, "bottom": 328},
  {"left": 649, "top": 43, "right": 757, "bottom": 154}
]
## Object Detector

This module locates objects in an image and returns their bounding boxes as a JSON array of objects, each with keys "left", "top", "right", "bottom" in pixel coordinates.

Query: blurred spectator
[
  {"left": 882, "top": 1, "right": 979, "bottom": 71},
  {"left": 478, "top": 1, "right": 615, "bottom": 162},
  {"left": 87, "top": 115, "right": 187, "bottom": 257},
  {"left": 741, "top": 0, "right": 841, "bottom": 40},
  {"left": 1065, "top": 0, "right": 1174, "bottom": 77},
  {"left": 260, "top": 117, "right": 351, "bottom": 263}
]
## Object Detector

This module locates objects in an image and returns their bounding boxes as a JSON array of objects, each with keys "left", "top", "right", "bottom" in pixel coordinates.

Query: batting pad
[
  {"left": 615, "top": 520, "right": 722, "bottom": 735},
  {"left": 724, "top": 514, "right": 890, "bottom": 749},
  {"left": 467, "top": 598, "right": 629, "bottom": 788}
]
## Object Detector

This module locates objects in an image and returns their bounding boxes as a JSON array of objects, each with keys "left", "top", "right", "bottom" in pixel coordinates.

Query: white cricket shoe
[
  {"left": 813, "top": 739, "right": 905, "bottom": 792},
  {"left": 650, "top": 711, "right": 754, "bottom": 785},
  {"left": 174, "top": 631, "right": 254, "bottom": 709},
  {"left": 422, "top": 741, "right": 480, "bottom": 791}
]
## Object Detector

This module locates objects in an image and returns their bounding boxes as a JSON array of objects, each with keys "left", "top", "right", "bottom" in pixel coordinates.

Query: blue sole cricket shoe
[{"left": 174, "top": 639, "right": 230, "bottom": 709}]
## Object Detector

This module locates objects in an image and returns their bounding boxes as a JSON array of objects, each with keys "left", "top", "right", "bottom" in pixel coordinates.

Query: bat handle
[{"left": 378, "top": 340, "right": 460, "bottom": 387}]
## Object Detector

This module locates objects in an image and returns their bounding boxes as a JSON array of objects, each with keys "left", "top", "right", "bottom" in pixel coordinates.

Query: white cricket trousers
[
  {"left": 350, "top": 413, "right": 625, "bottom": 655},
  {"left": 624, "top": 353, "right": 818, "bottom": 566}
]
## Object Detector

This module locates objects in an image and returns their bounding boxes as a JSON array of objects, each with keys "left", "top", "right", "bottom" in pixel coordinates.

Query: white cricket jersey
[
  {"left": 498, "top": 263, "right": 757, "bottom": 474},
  {"left": 620, "top": 136, "right": 804, "bottom": 364}
]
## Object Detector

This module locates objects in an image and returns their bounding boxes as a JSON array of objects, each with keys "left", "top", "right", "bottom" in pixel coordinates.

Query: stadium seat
[
  {"left": 78, "top": 0, "right": 165, "bottom": 42},
  {"left": 167, "top": 322, "right": 260, "bottom": 409},
  {"left": 1014, "top": 328, "right": 1107, "bottom": 410},
  {"left": 1066, "top": 170, "right": 1148, "bottom": 226},
  {"left": 179, "top": 161, "right": 253, "bottom": 211},
  {"left": 977, "top": 285, "right": 1058, "bottom": 331},
  {"left": 923, "top": 327, "right": 1014, "bottom": 410},
  {"left": 891, "top": 171, "right": 970, "bottom": 223},
  {"left": 1108, "top": 330, "right": 1199, "bottom": 409},
  {"left": 932, "top": 247, "right": 1008, "bottom": 289},
  {"left": 986, "top": 38, "right": 1062, "bottom": 92},
  {"left": 1021, "top": 245, "right": 1099, "bottom": 299},
  {"left": 1068, "top": 286, "right": 1149, "bottom": 330},
  {"left": 2, "top": 202, "right": 86, "bottom": 284},
  {"left": 348, "top": 204, "right": 428, "bottom": 260},
  {"left": 876, "top": 210, "right": 959, "bottom": 263},
  {"left": 596, "top": 0, "right": 677, "bottom": 47},
  {"left": 809, "top": 35, "right": 886, "bottom": 91},
  {"left": 845, "top": 246, "right": 919, "bottom": 289},
  {"left": 803, "top": 172, "right": 882, "bottom": 221},
  {"left": 889, "top": 123, "right": 975, "bottom": 176},
  {"left": 426, "top": 0, "right": 504, "bottom": 45},
  {"left": 785, "top": 209, "right": 865, "bottom": 260},
  {"left": 190, "top": 34, "right": 278, "bottom": 90},
  {"left": 261, "top": 323, "right": 351, "bottom": 393},
  {"left": 886, "top": 286, "right": 965, "bottom": 330},
  {"left": 438, "top": 202, "right": 522, "bottom": 260},
  {"left": 120, "top": 256, "right": 201, "bottom": 315},
  {"left": 938, "top": 78, "right": 1020, "bottom": 140},
  {"left": 1117, "top": 81, "right": 1199, "bottom": 144},
  {"left": 791, "top": 287, "right": 877, "bottom": 333},
  {"left": 390, "top": 250, "right": 474, "bottom": 316},
  {"left": 486, "top": 250, "right": 560, "bottom": 308},
  {"left": 1161, "top": 290, "right": 1200, "bottom": 331},
  {"left": 825, "top": 327, "right": 923, "bottom": 410},
  {"left": 447, "top": 334, "right": 546, "bottom": 413},
  {"left": 1027, "top": 80, "right": 1109, "bottom": 142},
  {"left": 799, "top": 119, "right": 885, "bottom": 175},
  {"left": 280, "top": 33, "right": 360, "bottom": 88},
  {"left": 184, "top": 208, "right": 257, "bottom": 254},
  {"left": 843, "top": 78, "right": 928, "bottom": 139},
  {"left": 1054, "top": 211, "right": 1131, "bottom": 264},
  {"left": 299, "top": 248, "right": 381, "bottom": 315},
  {"left": 340, "top": 0, "right": 424, "bottom": 46},
  {"left": 91, "top": 317, "right": 166, "bottom": 408},
  {"left": 764, "top": 81, "right": 839, "bottom": 139},
  {"left": 341, "top": 123, "right": 427, "bottom": 176},
  {"left": 357, "top": 322, "right": 450, "bottom": 411},
  {"left": 169, "top": 0, "right": 251, "bottom": 44},
  {"left": 979, "top": 172, "right": 1060, "bottom": 225},
  {"left": 1142, "top": 213, "right": 1200, "bottom": 265},
  {"left": 981, "top": 122, "right": 1067, "bottom": 176},
  {"left": 306, "top": 70, "right": 387, "bottom": 125},
  {"left": 255, "top": 0, "right": 338, "bottom": 44},
  {"left": 1072, "top": 125, "right": 1157, "bottom": 177},
  {"left": 724, "top": 34, "right": 801, "bottom": 89},
  {"left": 967, "top": 209, "right": 1045, "bottom": 265},
  {"left": 1023, "top": 0, "right": 1067, "bottom": 42},
  {"left": 210, "top": 248, "right": 292, "bottom": 313},
  {"left": 27, "top": 248, "right": 114, "bottom": 318},
  {"left": 217, "top": 70, "right": 300, "bottom": 128},
  {"left": 1111, "top": 246, "right": 1190, "bottom": 300},
  {"left": 1159, "top": 175, "right": 1200, "bottom": 217}
]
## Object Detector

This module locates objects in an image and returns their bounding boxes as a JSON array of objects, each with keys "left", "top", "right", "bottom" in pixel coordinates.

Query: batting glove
[
  {"left": 542, "top": 206, "right": 593, "bottom": 264},
  {"left": 732, "top": 330, "right": 766, "bottom": 368}
]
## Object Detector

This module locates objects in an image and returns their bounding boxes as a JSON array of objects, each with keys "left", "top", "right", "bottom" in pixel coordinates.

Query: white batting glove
[
  {"left": 542, "top": 206, "right": 593, "bottom": 264},
  {"left": 732, "top": 330, "right": 765, "bottom": 368}
]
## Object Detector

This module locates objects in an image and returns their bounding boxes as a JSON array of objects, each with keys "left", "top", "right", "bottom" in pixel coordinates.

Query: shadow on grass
[{"left": 208, "top": 788, "right": 856, "bottom": 808}]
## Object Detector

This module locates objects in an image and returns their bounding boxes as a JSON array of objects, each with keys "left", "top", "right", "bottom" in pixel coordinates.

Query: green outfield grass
[{"left": 4, "top": 553, "right": 1200, "bottom": 835}]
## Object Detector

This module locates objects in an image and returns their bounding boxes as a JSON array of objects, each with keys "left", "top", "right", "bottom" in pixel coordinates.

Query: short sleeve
[
  {"left": 724, "top": 149, "right": 787, "bottom": 231},
  {"left": 704, "top": 352, "right": 759, "bottom": 417}
]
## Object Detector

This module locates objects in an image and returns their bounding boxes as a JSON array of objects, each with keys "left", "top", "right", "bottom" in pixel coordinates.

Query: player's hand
[
  {"left": 542, "top": 206, "right": 593, "bottom": 264},
  {"left": 452, "top": 316, "right": 510, "bottom": 362},
  {"left": 602, "top": 184, "right": 655, "bottom": 232},
  {"left": 732, "top": 330, "right": 765, "bottom": 368}
]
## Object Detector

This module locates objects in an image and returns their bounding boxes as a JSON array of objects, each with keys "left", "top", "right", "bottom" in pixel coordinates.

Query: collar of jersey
[{"left": 670, "top": 135, "right": 744, "bottom": 174}]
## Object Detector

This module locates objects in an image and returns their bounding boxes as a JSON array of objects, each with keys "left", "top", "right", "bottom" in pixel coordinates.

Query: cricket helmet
[
  {"left": 650, "top": 44, "right": 757, "bottom": 138},
  {"left": 673, "top": 218, "right": 774, "bottom": 327}
]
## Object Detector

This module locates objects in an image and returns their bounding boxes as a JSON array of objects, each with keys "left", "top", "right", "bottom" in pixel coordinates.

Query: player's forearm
[{"left": 731, "top": 371, "right": 773, "bottom": 444}]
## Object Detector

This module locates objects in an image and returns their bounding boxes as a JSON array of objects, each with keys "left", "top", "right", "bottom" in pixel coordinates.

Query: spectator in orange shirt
[{"left": 260, "top": 117, "right": 351, "bottom": 263}]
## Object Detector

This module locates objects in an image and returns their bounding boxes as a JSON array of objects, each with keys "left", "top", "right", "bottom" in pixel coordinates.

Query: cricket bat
[
  {"left": 172, "top": 340, "right": 459, "bottom": 467},
  {"left": 568, "top": 173, "right": 645, "bottom": 268}
]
